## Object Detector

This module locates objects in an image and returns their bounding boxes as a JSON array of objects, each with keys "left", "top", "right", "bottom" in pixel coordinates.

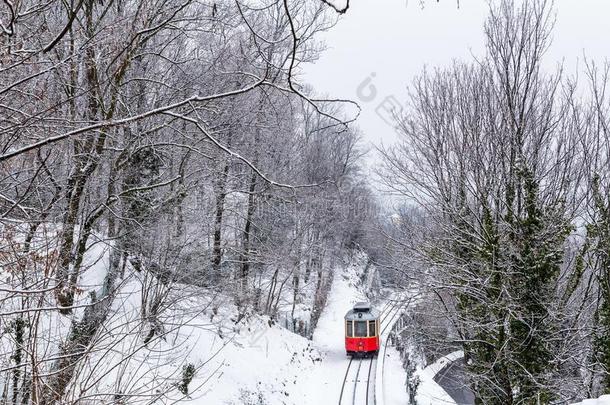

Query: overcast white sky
[{"left": 302, "top": 0, "right": 609, "bottom": 169}]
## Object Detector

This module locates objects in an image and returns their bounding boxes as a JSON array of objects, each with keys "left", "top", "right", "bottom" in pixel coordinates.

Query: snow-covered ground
[
  {"left": 2, "top": 225, "right": 412, "bottom": 405},
  {"left": 379, "top": 345, "right": 411, "bottom": 405},
  {"left": 414, "top": 351, "right": 464, "bottom": 405},
  {"left": 184, "top": 313, "right": 320, "bottom": 405},
  {"left": 571, "top": 396, "right": 610, "bottom": 405},
  {"left": 294, "top": 255, "right": 413, "bottom": 405},
  {"left": 292, "top": 258, "right": 368, "bottom": 403},
  {"left": 164, "top": 259, "right": 371, "bottom": 405},
  {"left": 73, "top": 241, "right": 324, "bottom": 404},
  {"left": 192, "top": 252, "right": 412, "bottom": 404}
]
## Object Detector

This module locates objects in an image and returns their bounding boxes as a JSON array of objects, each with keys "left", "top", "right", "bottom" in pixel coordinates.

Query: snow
[
  {"left": 70, "top": 274, "right": 324, "bottom": 404},
  {"left": 1, "top": 224, "right": 321, "bottom": 404},
  {"left": 571, "top": 395, "right": 610, "bottom": 405},
  {"left": 186, "top": 315, "right": 320, "bottom": 405},
  {"left": 380, "top": 345, "right": 411, "bottom": 405},
  {"left": 375, "top": 291, "right": 411, "bottom": 405},
  {"left": 2, "top": 225, "right": 413, "bottom": 405},
  {"left": 281, "top": 252, "right": 411, "bottom": 405},
  {"left": 107, "top": 250, "right": 409, "bottom": 405},
  {"left": 78, "top": 238, "right": 109, "bottom": 285},
  {"left": 291, "top": 254, "right": 368, "bottom": 403},
  {"left": 18, "top": 230, "right": 606, "bottom": 405},
  {"left": 415, "top": 350, "right": 464, "bottom": 405}
]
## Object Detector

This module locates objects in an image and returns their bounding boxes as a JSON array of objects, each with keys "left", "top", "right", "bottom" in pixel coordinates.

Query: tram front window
[{"left": 354, "top": 321, "right": 368, "bottom": 337}]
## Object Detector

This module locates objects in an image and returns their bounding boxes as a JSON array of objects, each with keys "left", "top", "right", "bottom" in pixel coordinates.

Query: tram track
[
  {"left": 380, "top": 296, "right": 404, "bottom": 336},
  {"left": 365, "top": 356, "right": 375, "bottom": 405},
  {"left": 338, "top": 357, "right": 354, "bottom": 404},
  {"left": 351, "top": 357, "right": 363, "bottom": 405},
  {"left": 338, "top": 356, "right": 377, "bottom": 405},
  {"left": 376, "top": 294, "right": 408, "bottom": 405}
]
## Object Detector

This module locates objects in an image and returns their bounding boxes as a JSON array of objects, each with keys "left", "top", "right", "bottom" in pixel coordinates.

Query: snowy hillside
[
  {"left": 73, "top": 246, "right": 410, "bottom": 404},
  {"left": 0, "top": 221, "right": 384, "bottom": 403},
  {"left": 571, "top": 396, "right": 610, "bottom": 405},
  {"left": 126, "top": 251, "right": 412, "bottom": 404}
]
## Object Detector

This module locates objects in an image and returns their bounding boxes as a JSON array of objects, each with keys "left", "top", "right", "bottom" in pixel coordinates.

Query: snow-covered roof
[
  {"left": 345, "top": 302, "right": 379, "bottom": 321},
  {"left": 353, "top": 302, "right": 371, "bottom": 312}
]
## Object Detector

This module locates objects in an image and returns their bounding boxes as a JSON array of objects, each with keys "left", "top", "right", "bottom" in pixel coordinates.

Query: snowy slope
[
  {"left": 571, "top": 396, "right": 610, "bottom": 405},
  {"left": 1, "top": 229, "right": 411, "bottom": 405},
  {"left": 73, "top": 252, "right": 324, "bottom": 404},
  {"left": 0, "top": 224, "right": 322, "bottom": 404},
  {"left": 121, "top": 251, "right": 392, "bottom": 404},
  {"left": 186, "top": 314, "right": 320, "bottom": 405},
  {"left": 291, "top": 254, "right": 368, "bottom": 403}
]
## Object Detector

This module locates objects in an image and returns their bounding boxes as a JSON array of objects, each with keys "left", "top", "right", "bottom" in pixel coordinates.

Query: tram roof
[{"left": 344, "top": 302, "right": 379, "bottom": 321}]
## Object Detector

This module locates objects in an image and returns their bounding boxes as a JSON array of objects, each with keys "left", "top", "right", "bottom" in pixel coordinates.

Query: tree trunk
[
  {"left": 237, "top": 170, "right": 257, "bottom": 310},
  {"left": 211, "top": 134, "right": 232, "bottom": 284}
]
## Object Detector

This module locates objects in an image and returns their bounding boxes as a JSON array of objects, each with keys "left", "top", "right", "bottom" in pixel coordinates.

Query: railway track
[
  {"left": 380, "top": 301, "right": 402, "bottom": 335},
  {"left": 338, "top": 357, "right": 354, "bottom": 404},
  {"left": 338, "top": 356, "right": 377, "bottom": 405},
  {"left": 378, "top": 292, "right": 423, "bottom": 405},
  {"left": 379, "top": 292, "right": 407, "bottom": 338}
]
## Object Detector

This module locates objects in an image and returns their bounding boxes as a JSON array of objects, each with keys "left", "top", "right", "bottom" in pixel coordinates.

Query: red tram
[{"left": 344, "top": 302, "right": 380, "bottom": 356}]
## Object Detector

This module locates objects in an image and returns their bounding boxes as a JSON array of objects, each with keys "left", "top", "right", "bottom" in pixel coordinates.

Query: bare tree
[
  {"left": 0, "top": 0, "right": 375, "bottom": 402},
  {"left": 378, "top": 0, "right": 606, "bottom": 403}
]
